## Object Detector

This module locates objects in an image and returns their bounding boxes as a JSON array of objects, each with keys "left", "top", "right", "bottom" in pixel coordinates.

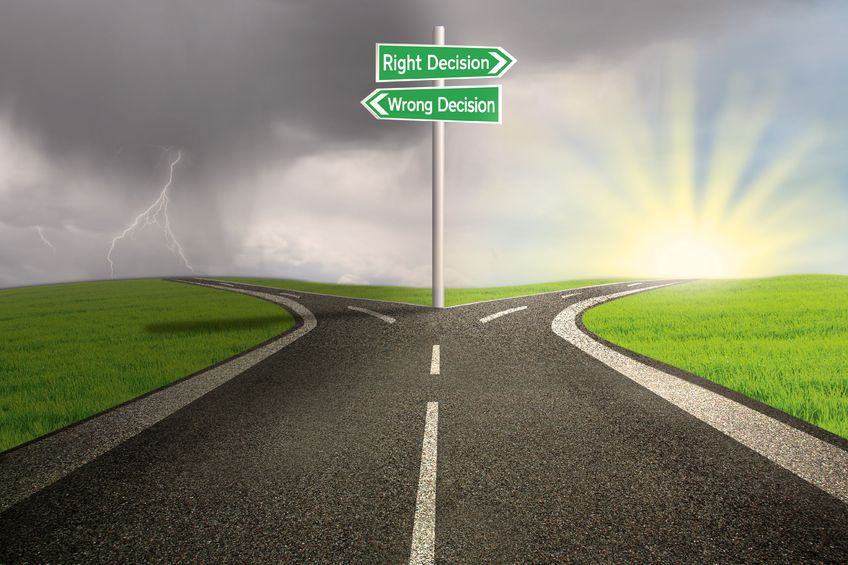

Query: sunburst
[{"left": 490, "top": 49, "right": 837, "bottom": 279}]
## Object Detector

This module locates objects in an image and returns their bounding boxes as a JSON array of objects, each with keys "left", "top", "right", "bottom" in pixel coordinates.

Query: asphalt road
[{"left": 0, "top": 279, "right": 846, "bottom": 563}]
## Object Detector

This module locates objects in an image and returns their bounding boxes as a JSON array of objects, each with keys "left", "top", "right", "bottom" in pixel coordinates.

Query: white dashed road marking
[
  {"left": 561, "top": 292, "right": 582, "bottom": 298},
  {"left": 627, "top": 282, "right": 642, "bottom": 287},
  {"left": 347, "top": 305, "right": 396, "bottom": 324},
  {"left": 552, "top": 284, "right": 848, "bottom": 504},
  {"left": 430, "top": 345, "right": 440, "bottom": 375},
  {"left": 409, "top": 402, "right": 439, "bottom": 565},
  {"left": 278, "top": 292, "right": 301, "bottom": 299},
  {"left": 480, "top": 305, "right": 527, "bottom": 324}
]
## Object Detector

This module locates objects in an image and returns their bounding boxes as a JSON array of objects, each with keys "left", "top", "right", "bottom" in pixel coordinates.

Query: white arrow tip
[
  {"left": 371, "top": 92, "right": 389, "bottom": 116},
  {"left": 490, "top": 51, "right": 507, "bottom": 75}
]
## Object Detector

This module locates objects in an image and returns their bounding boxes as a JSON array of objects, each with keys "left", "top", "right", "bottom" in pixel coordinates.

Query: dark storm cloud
[
  {"left": 0, "top": 0, "right": 795, "bottom": 168},
  {"left": 0, "top": 0, "right": 434, "bottom": 168}
]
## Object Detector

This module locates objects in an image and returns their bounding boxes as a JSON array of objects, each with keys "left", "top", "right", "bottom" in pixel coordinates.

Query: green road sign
[
  {"left": 376, "top": 44, "right": 516, "bottom": 82},
  {"left": 361, "top": 85, "right": 501, "bottom": 124}
]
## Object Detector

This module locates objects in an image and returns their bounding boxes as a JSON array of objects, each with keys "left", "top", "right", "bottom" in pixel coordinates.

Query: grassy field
[
  {"left": 221, "top": 277, "right": 623, "bottom": 307},
  {"left": 0, "top": 279, "right": 294, "bottom": 452},
  {"left": 582, "top": 275, "right": 848, "bottom": 438}
]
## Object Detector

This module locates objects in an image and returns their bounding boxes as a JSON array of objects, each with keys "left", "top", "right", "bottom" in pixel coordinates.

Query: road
[{"left": 0, "top": 278, "right": 846, "bottom": 563}]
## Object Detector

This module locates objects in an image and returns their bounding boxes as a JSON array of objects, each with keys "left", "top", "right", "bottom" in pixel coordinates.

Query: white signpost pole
[
  {"left": 432, "top": 25, "right": 445, "bottom": 308},
  {"left": 367, "top": 28, "right": 515, "bottom": 306}
]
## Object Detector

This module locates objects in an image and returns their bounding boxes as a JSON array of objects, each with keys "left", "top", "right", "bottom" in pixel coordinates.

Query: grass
[
  {"left": 0, "top": 279, "right": 294, "bottom": 452},
  {"left": 582, "top": 275, "right": 848, "bottom": 438},
  {"left": 220, "top": 277, "right": 623, "bottom": 307}
]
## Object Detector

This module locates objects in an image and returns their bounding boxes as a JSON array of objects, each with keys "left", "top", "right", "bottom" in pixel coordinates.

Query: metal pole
[{"left": 432, "top": 25, "right": 445, "bottom": 308}]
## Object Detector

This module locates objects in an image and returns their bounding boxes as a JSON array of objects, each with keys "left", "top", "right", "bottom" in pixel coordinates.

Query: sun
[
  {"left": 535, "top": 50, "right": 830, "bottom": 279},
  {"left": 622, "top": 224, "right": 744, "bottom": 279}
]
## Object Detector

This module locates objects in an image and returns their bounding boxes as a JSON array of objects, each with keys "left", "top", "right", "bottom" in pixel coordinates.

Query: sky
[{"left": 0, "top": 0, "right": 846, "bottom": 288}]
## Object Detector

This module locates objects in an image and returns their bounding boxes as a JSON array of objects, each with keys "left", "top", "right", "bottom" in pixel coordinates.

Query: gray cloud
[
  {"left": 0, "top": 0, "right": 791, "bottom": 164},
  {"left": 0, "top": 1, "right": 428, "bottom": 163}
]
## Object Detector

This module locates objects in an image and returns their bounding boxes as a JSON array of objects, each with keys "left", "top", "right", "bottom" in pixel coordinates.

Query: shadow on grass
[{"left": 144, "top": 316, "right": 287, "bottom": 334}]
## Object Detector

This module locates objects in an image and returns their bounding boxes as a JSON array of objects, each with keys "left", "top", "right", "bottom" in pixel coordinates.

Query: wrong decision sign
[{"left": 361, "top": 85, "right": 501, "bottom": 124}]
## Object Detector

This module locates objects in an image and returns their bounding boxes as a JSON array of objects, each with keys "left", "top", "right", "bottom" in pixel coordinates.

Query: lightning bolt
[
  {"left": 35, "top": 226, "right": 56, "bottom": 254},
  {"left": 107, "top": 148, "right": 194, "bottom": 277}
]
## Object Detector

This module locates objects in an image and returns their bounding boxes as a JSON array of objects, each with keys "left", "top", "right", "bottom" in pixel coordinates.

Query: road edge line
[
  {"left": 551, "top": 284, "right": 848, "bottom": 504},
  {"left": 199, "top": 278, "right": 431, "bottom": 309},
  {"left": 199, "top": 277, "right": 658, "bottom": 310},
  {"left": 0, "top": 282, "right": 317, "bottom": 513},
  {"left": 444, "top": 280, "right": 651, "bottom": 309}
]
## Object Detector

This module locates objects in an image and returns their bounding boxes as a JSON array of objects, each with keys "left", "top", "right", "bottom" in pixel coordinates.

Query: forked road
[{"left": 1, "top": 279, "right": 846, "bottom": 562}]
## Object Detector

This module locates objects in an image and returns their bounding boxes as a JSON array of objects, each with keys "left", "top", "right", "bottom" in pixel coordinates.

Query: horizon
[{"left": 4, "top": 272, "right": 847, "bottom": 294}]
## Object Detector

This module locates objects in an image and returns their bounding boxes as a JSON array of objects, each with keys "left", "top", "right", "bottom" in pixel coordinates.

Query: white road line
[
  {"left": 479, "top": 305, "right": 527, "bottom": 324},
  {"left": 430, "top": 345, "right": 440, "bottom": 375},
  {"left": 200, "top": 278, "right": 430, "bottom": 309},
  {"left": 0, "top": 283, "right": 318, "bottom": 513},
  {"left": 444, "top": 280, "right": 646, "bottom": 309},
  {"left": 627, "top": 282, "right": 642, "bottom": 287},
  {"left": 410, "top": 402, "right": 439, "bottom": 565},
  {"left": 278, "top": 292, "right": 301, "bottom": 299},
  {"left": 552, "top": 284, "right": 848, "bottom": 504},
  {"left": 202, "top": 277, "right": 655, "bottom": 311},
  {"left": 207, "top": 280, "right": 300, "bottom": 298},
  {"left": 561, "top": 292, "right": 582, "bottom": 298},
  {"left": 347, "top": 305, "right": 396, "bottom": 324}
]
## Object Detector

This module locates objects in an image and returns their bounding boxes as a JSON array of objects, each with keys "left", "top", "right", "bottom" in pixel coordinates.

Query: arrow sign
[
  {"left": 376, "top": 44, "right": 516, "bottom": 82},
  {"left": 362, "top": 85, "right": 501, "bottom": 124}
]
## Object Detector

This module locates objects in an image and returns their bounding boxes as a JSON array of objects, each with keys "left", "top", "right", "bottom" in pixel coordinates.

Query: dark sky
[{"left": 0, "top": 1, "right": 760, "bottom": 160}]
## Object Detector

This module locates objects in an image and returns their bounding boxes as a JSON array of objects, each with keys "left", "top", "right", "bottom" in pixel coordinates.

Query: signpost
[
  {"left": 376, "top": 43, "right": 516, "bottom": 82},
  {"left": 361, "top": 85, "right": 501, "bottom": 123},
  {"left": 432, "top": 26, "right": 446, "bottom": 311},
  {"left": 362, "top": 27, "right": 515, "bottom": 308}
]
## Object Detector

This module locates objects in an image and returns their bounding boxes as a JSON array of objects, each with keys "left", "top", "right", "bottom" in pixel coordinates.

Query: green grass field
[
  {"left": 0, "top": 279, "right": 294, "bottom": 452},
  {"left": 221, "top": 277, "right": 623, "bottom": 307},
  {"left": 0, "top": 276, "right": 618, "bottom": 452},
  {"left": 583, "top": 275, "right": 848, "bottom": 438},
  {"left": 8, "top": 274, "right": 842, "bottom": 452}
]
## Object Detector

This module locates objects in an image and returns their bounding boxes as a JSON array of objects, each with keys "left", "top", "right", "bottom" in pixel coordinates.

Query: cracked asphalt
[{"left": 0, "top": 278, "right": 845, "bottom": 563}]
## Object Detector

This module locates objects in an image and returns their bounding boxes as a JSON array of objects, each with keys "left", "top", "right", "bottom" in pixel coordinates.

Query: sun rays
[{"left": 541, "top": 50, "right": 834, "bottom": 278}]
